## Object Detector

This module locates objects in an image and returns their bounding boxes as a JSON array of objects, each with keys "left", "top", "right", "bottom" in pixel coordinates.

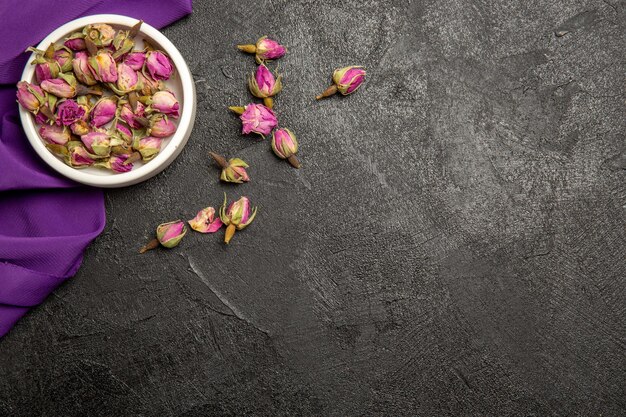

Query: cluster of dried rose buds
[
  {"left": 16, "top": 21, "right": 181, "bottom": 173},
  {"left": 139, "top": 194, "right": 257, "bottom": 252}
]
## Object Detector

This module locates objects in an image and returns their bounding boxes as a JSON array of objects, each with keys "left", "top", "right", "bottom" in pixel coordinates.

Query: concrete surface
[{"left": 1, "top": 1, "right": 625, "bottom": 415}]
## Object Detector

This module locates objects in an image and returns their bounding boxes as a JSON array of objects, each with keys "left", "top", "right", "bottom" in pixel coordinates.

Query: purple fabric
[{"left": 0, "top": 1, "right": 193, "bottom": 338}]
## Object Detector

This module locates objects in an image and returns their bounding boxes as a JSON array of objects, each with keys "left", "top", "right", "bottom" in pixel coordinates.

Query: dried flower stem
[
  {"left": 263, "top": 97, "right": 274, "bottom": 108},
  {"left": 139, "top": 238, "right": 159, "bottom": 253},
  {"left": 224, "top": 224, "right": 236, "bottom": 244},
  {"left": 228, "top": 106, "right": 245, "bottom": 115},
  {"left": 209, "top": 152, "right": 229, "bottom": 169},
  {"left": 287, "top": 155, "right": 301, "bottom": 169},
  {"left": 237, "top": 44, "right": 256, "bottom": 54},
  {"left": 315, "top": 84, "right": 337, "bottom": 100}
]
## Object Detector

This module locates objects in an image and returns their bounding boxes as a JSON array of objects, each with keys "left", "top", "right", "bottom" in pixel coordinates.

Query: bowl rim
[{"left": 18, "top": 14, "right": 195, "bottom": 188}]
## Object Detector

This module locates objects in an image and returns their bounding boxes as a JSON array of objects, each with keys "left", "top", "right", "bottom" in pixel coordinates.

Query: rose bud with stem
[
  {"left": 248, "top": 64, "right": 282, "bottom": 109},
  {"left": 237, "top": 36, "right": 286, "bottom": 64},
  {"left": 316, "top": 66, "right": 366, "bottom": 100},
  {"left": 271, "top": 128, "right": 300, "bottom": 168},
  {"left": 139, "top": 220, "right": 187, "bottom": 253},
  {"left": 219, "top": 194, "right": 257, "bottom": 244},
  {"left": 209, "top": 152, "right": 250, "bottom": 183}
]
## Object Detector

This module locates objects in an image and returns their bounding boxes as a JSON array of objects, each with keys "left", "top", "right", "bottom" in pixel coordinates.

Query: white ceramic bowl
[{"left": 19, "top": 14, "right": 196, "bottom": 188}]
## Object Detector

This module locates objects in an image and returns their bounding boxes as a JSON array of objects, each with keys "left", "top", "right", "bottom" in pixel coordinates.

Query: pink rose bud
[
  {"left": 120, "top": 102, "right": 146, "bottom": 128},
  {"left": 248, "top": 64, "right": 282, "bottom": 108},
  {"left": 156, "top": 220, "right": 187, "bottom": 248},
  {"left": 208, "top": 152, "right": 250, "bottom": 184},
  {"left": 67, "top": 142, "right": 95, "bottom": 167},
  {"left": 16, "top": 81, "right": 45, "bottom": 112},
  {"left": 316, "top": 66, "right": 366, "bottom": 99},
  {"left": 124, "top": 52, "right": 145, "bottom": 71},
  {"left": 40, "top": 78, "right": 75, "bottom": 98},
  {"left": 81, "top": 131, "right": 111, "bottom": 156},
  {"left": 145, "top": 51, "right": 173, "bottom": 81},
  {"left": 39, "top": 124, "right": 70, "bottom": 145},
  {"left": 96, "top": 154, "right": 133, "bottom": 173},
  {"left": 188, "top": 207, "right": 223, "bottom": 233},
  {"left": 149, "top": 90, "right": 179, "bottom": 117},
  {"left": 70, "top": 120, "right": 90, "bottom": 136},
  {"left": 72, "top": 52, "right": 98, "bottom": 86},
  {"left": 53, "top": 48, "right": 73, "bottom": 72},
  {"left": 219, "top": 195, "right": 257, "bottom": 244},
  {"left": 148, "top": 114, "right": 176, "bottom": 138},
  {"left": 271, "top": 128, "right": 300, "bottom": 168},
  {"left": 229, "top": 103, "right": 277, "bottom": 137},
  {"left": 83, "top": 23, "right": 116, "bottom": 47},
  {"left": 88, "top": 50, "right": 118, "bottom": 82},
  {"left": 115, "top": 123, "right": 133, "bottom": 143},
  {"left": 55, "top": 99, "right": 85, "bottom": 126},
  {"left": 35, "top": 61, "right": 60, "bottom": 84},
  {"left": 237, "top": 36, "right": 286, "bottom": 64},
  {"left": 116, "top": 62, "right": 140, "bottom": 93},
  {"left": 90, "top": 96, "right": 117, "bottom": 127},
  {"left": 64, "top": 35, "right": 86, "bottom": 51},
  {"left": 35, "top": 104, "right": 52, "bottom": 124},
  {"left": 135, "top": 136, "right": 163, "bottom": 161},
  {"left": 137, "top": 72, "right": 162, "bottom": 96}
]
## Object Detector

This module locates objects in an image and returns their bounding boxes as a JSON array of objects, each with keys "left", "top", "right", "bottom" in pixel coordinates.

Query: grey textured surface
[{"left": 1, "top": 1, "right": 625, "bottom": 415}]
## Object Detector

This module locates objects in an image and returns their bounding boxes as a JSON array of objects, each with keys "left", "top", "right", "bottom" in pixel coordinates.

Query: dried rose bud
[
  {"left": 114, "top": 62, "right": 140, "bottom": 93},
  {"left": 148, "top": 90, "right": 179, "bottom": 117},
  {"left": 145, "top": 50, "right": 173, "bottom": 81},
  {"left": 90, "top": 96, "right": 117, "bottom": 127},
  {"left": 81, "top": 131, "right": 112, "bottom": 156},
  {"left": 148, "top": 114, "right": 176, "bottom": 138},
  {"left": 71, "top": 51, "right": 98, "bottom": 86},
  {"left": 83, "top": 23, "right": 115, "bottom": 47},
  {"left": 139, "top": 220, "right": 187, "bottom": 253},
  {"left": 248, "top": 64, "right": 282, "bottom": 108},
  {"left": 16, "top": 81, "right": 45, "bottom": 112},
  {"left": 39, "top": 124, "right": 70, "bottom": 145},
  {"left": 40, "top": 78, "right": 74, "bottom": 98},
  {"left": 55, "top": 99, "right": 85, "bottom": 126},
  {"left": 53, "top": 48, "right": 73, "bottom": 72},
  {"left": 238, "top": 36, "right": 286, "bottom": 64},
  {"left": 188, "top": 207, "right": 223, "bottom": 233},
  {"left": 219, "top": 195, "right": 257, "bottom": 244},
  {"left": 229, "top": 103, "right": 277, "bottom": 137},
  {"left": 137, "top": 72, "right": 162, "bottom": 96},
  {"left": 134, "top": 136, "right": 162, "bottom": 161},
  {"left": 95, "top": 154, "right": 133, "bottom": 173},
  {"left": 120, "top": 102, "right": 146, "bottom": 128},
  {"left": 124, "top": 52, "right": 145, "bottom": 70},
  {"left": 115, "top": 122, "right": 133, "bottom": 143},
  {"left": 271, "top": 128, "right": 300, "bottom": 169},
  {"left": 316, "top": 66, "right": 366, "bottom": 99},
  {"left": 35, "top": 104, "right": 54, "bottom": 124},
  {"left": 64, "top": 34, "right": 86, "bottom": 51},
  {"left": 66, "top": 142, "right": 96, "bottom": 167},
  {"left": 35, "top": 61, "right": 60, "bottom": 84},
  {"left": 88, "top": 50, "right": 118, "bottom": 82},
  {"left": 70, "top": 120, "right": 90, "bottom": 136},
  {"left": 209, "top": 152, "right": 250, "bottom": 184}
]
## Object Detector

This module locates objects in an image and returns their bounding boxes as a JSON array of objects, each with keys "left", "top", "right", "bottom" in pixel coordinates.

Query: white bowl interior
[{"left": 19, "top": 14, "right": 195, "bottom": 188}]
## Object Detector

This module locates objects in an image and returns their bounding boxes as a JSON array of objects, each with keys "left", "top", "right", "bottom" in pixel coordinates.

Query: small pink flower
[
  {"left": 145, "top": 51, "right": 173, "bottom": 81},
  {"left": 90, "top": 97, "right": 116, "bottom": 127},
  {"left": 64, "top": 37, "right": 86, "bottom": 51},
  {"left": 136, "top": 136, "right": 163, "bottom": 161},
  {"left": 150, "top": 91, "right": 179, "bottom": 117},
  {"left": 53, "top": 48, "right": 72, "bottom": 71},
  {"left": 72, "top": 52, "right": 98, "bottom": 86},
  {"left": 271, "top": 128, "right": 300, "bottom": 168},
  {"left": 108, "top": 155, "right": 133, "bottom": 173},
  {"left": 68, "top": 144, "right": 95, "bottom": 167},
  {"left": 124, "top": 52, "right": 145, "bottom": 71},
  {"left": 81, "top": 131, "right": 110, "bottom": 156},
  {"left": 333, "top": 66, "right": 366, "bottom": 95},
  {"left": 148, "top": 114, "right": 176, "bottom": 138},
  {"left": 41, "top": 78, "right": 74, "bottom": 98},
  {"left": 116, "top": 62, "right": 139, "bottom": 93},
  {"left": 35, "top": 62, "right": 59, "bottom": 84},
  {"left": 238, "top": 103, "right": 277, "bottom": 137},
  {"left": 256, "top": 37, "right": 286, "bottom": 61},
  {"left": 39, "top": 124, "right": 70, "bottom": 145},
  {"left": 120, "top": 102, "right": 146, "bottom": 129},
  {"left": 219, "top": 195, "right": 257, "bottom": 244},
  {"left": 16, "top": 81, "right": 44, "bottom": 112},
  {"left": 55, "top": 99, "right": 85, "bottom": 126},
  {"left": 88, "top": 51, "right": 118, "bottom": 82},
  {"left": 156, "top": 220, "right": 187, "bottom": 248},
  {"left": 115, "top": 123, "right": 132, "bottom": 142},
  {"left": 188, "top": 207, "right": 223, "bottom": 233}
]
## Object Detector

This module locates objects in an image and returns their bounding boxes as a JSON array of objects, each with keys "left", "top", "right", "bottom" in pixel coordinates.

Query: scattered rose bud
[
  {"left": 145, "top": 50, "right": 173, "bottom": 81},
  {"left": 81, "top": 131, "right": 111, "bottom": 156},
  {"left": 95, "top": 154, "right": 133, "bottom": 173},
  {"left": 148, "top": 114, "right": 176, "bottom": 138},
  {"left": 124, "top": 52, "right": 145, "bottom": 70},
  {"left": 39, "top": 124, "right": 70, "bottom": 145},
  {"left": 16, "top": 81, "right": 45, "bottom": 113},
  {"left": 148, "top": 90, "right": 179, "bottom": 117},
  {"left": 316, "top": 66, "right": 366, "bottom": 99},
  {"left": 90, "top": 96, "right": 117, "bottom": 127},
  {"left": 72, "top": 51, "right": 98, "bottom": 86},
  {"left": 134, "top": 136, "right": 163, "bottom": 161},
  {"left": 55, "top": 99, "right": 85, "bottom": 126},
  {"left": 139, "top": 220, "right": 187, "bottom": 253},
  {"left": 248, "top": 64, "right": 282, "bottom": 108},
  {"left": 219, "top": 195, "right": 257, "bottom": 244},
  {"left": 238, "top": 36, "right": 286, "bottom": 64},
  {"left": 209, "top": 152, "right": 250, "bottom": 183},
  {"left": 271, "top": 128, "right": 300, "bottom": 168},
  {"left": 188, "top": 207, "right": 223, "bottom": 233},
  {"left": 88, "top": 50, "right": 118, "bottom": 82},
  {"left": 83, "top": 23, "right": 116, "bottom": 47},
  {"left": 229, "top": 103, "right": 277, "bottom": 137}
]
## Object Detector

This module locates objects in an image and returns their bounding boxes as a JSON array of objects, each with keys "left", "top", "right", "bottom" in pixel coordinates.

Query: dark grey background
[{"left": 1, "top": 1, "right": 625, "bottom": 415}]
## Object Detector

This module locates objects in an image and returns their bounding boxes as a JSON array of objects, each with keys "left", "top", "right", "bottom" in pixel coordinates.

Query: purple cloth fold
[{"left": 0, "top": 0, "right": 193, "bottom": 338}]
